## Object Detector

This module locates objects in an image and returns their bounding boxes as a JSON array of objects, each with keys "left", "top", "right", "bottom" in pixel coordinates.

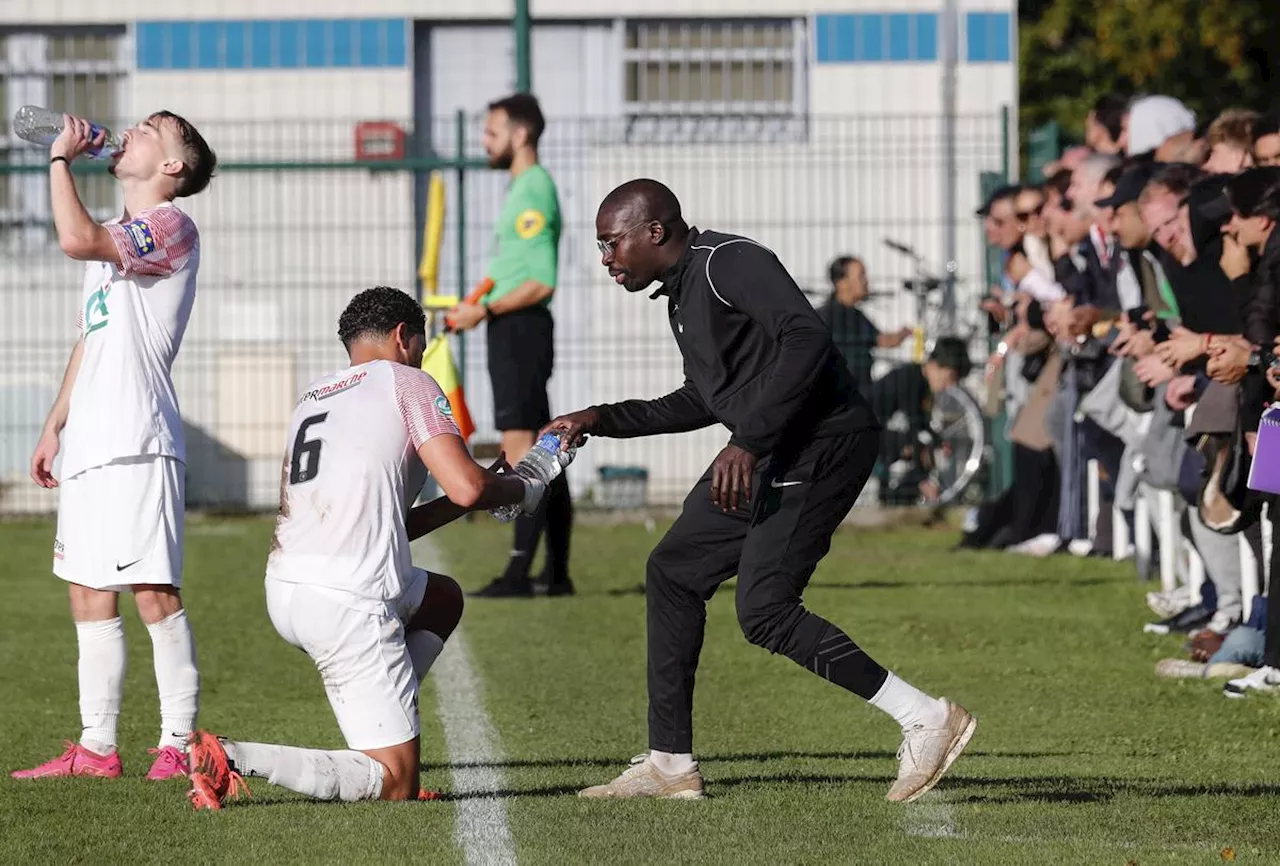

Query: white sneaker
[
  {"left": 1223, "top": 666, "right": 1280, "bottom": 699},
  {"left": 1154, "top": 659, "right": 1255, "bottom": 680},
  {"left": 1066, "top": 539, "right": 1093, "bottom": 557},
  {"left": 1146, "top": 589, "right": 1191, "bottom": 620},
  {"left": 1199, "top": 611, "right": 1239, "bottom": 637},
  {"left": 1007, "top": 533, "right": 1060, "bottom": 557},
  {"left": 886, "top": 699, "right": 977, "bottom": 803},
  {"left": 578, "top": 754, "right": 705, "bottom": 799}
]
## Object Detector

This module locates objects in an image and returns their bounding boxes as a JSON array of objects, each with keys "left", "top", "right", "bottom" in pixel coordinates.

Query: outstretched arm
[{"left": 405, "top": 453, "right": 516, "bottom": 541}]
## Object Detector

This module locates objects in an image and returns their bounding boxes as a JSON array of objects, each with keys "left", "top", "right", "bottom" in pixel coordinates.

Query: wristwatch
[{"left": 1248, "top": 349, "right": 1262, "bottom": 369}]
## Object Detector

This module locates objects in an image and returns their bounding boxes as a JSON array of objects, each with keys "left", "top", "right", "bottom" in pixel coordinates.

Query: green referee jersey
[{"left": 485, "top": 164, "right": 561, "bottom": 307}]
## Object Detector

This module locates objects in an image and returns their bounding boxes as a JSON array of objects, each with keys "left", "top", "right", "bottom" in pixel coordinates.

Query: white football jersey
[
  {"left": 266, "top": 360, "right": 460, "bottom": 609},
  {"left": 60, "top": 203, "right": 200, "bottom": 480}
]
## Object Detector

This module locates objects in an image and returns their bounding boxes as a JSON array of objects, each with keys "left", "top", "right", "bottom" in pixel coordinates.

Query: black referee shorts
[{"left": 487, "top": 306, "right": 554, "bottom": 432}]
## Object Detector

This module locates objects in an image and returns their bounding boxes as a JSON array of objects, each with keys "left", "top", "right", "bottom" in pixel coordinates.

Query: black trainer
[
  {"left": 469, "top": 577, "right": 534, "bottom": 599},
  {"left": 534, "top": 578, "right": 575, "bottom": 597}
]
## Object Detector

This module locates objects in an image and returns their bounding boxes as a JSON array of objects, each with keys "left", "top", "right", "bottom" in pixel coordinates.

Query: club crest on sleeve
[
  {"left": 434, "top": 394, "right": 454, "bottom": 418},
  {"left": 123, "top": 219, "right": 156, "bottom": 256},
  {"left": 515, "top": 209, "right": 546, "bottom": 240}
]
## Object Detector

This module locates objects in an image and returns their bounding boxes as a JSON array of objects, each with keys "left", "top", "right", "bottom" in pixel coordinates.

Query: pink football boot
[
  {"left": 11, "top": 741, "right": 122, "bottom": 779},
  {"left": 146, "top": 746, "right": 189, "bottom": 781}
]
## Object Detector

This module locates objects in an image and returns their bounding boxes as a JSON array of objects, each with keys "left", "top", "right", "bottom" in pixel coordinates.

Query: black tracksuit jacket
[{"left": 591, "top": 228, "right": 879, "bottom": 458}]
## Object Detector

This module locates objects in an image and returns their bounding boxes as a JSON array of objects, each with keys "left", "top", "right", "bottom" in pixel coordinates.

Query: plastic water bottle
[
  {"left": 489, "top": 431, "right": 577, "bottom": 523},
  {"left": 12, "top": 105, "right": 122, "bottom": 160}
]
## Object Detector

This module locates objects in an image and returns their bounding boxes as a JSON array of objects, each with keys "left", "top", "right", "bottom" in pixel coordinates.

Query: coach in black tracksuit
[{"left": 544, "top": 179, "right": 975, "bottom": 802}]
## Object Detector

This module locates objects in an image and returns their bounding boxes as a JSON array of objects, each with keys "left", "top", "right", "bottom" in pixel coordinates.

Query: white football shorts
[
  {"left": 54, "top": 455, "right": 185, "bottom": 592},
  {"left": 264, "top": 568, "right": 430, "bottom": 752}
]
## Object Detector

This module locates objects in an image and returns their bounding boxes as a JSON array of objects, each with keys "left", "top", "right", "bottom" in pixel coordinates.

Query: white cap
[{"left": 1126, "top": 95, "right": 1196, "bottom": 157}]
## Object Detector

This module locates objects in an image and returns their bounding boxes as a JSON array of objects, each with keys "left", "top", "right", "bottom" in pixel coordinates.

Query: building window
[
  {"left": 621, "top": 19, "right": 806, "bottom": 143},
  {"left": 0, "top": 28, "right": 128, "bottom": 240}
]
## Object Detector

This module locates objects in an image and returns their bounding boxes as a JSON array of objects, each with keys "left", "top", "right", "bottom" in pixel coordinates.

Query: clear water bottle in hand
[
  {"left": 489, "top": 431, "right": 578, "bottom": 523},
  {"left": 12, "top": 106, "right": 122, "bottom": 160}
]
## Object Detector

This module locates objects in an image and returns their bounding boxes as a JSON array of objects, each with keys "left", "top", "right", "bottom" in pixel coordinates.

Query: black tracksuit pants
[{"left": 646, "top": 429, "right": 889, "bottom": 753}]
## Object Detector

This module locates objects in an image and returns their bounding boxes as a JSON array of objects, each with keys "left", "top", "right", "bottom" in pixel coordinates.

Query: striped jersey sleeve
[
  {"left": 106, "top": 205, "right": 199, "bottom": 278},
  {"left": 392, "top": 364, "right": 461, "bottom": 449}
]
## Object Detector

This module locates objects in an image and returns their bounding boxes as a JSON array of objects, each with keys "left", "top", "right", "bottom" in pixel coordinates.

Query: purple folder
[{"left": 1248, "top": 404, "right": 1280, "bottom": 494}]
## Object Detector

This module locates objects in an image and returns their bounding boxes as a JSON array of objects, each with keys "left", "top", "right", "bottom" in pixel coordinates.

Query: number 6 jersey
[{"left": 266, "top": 360, "right": 460, "bottom": 611}]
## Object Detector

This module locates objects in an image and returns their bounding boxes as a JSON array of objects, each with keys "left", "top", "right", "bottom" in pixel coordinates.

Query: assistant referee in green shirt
[{"left": 449, "top": 93, "right": 574, "bottom": 599}]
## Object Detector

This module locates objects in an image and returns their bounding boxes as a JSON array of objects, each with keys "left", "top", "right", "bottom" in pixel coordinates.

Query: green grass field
[{"left": 2, "top": 514, "right": 1278, "bottom": 865}]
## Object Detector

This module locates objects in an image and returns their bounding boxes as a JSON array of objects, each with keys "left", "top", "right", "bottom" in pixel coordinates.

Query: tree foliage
[{"left": 1020, "top": 0, "right": 1280, "bottom": 151}]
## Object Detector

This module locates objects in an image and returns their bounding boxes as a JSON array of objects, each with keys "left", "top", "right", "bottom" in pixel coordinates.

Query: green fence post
[
  {"left": 514, "top": 0, "right": 531, "bottom": 93},
  {"left": 454, "top": 109, "right": 468, "bottom": 395},
  {"left": 1000, "top": 104, "right": 1010, "bottom": 181}
]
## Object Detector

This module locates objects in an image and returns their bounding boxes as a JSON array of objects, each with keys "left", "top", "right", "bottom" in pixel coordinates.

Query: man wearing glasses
[{"left": 448, "top": 93, "right": 574, "bottom": 599}]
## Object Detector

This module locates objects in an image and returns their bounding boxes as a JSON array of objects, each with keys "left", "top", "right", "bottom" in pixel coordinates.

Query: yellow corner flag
[{"left": 422, "top": 334, "right": 475, "bottom": 442}]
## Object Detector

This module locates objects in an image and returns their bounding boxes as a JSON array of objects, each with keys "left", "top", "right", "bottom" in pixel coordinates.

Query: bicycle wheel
[{"left": 923, "top": 383, "right": 986, "bottom": 506}]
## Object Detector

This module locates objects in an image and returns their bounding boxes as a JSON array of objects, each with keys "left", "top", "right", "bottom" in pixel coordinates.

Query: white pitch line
[
  {"left": 901, "top": 790, "right": 960, "bottom": 839},
  {"left": 413, "top": 537, "right": 518, "bottom": 866}
]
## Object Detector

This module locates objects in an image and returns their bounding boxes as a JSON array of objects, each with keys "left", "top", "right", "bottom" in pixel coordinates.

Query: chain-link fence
[{"left": 1, "top": 111, "right": 1006, "bottom": 513}]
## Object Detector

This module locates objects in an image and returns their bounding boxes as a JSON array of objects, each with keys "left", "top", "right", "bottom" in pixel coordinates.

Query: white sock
[
  {"left": 407, "top": 630, "right": 445, "bottom": 684},
  {"left": 224, "top": 741, "right": 384, "bottom": 801},
  {"left": 146, "top": 609, "right": 200, "bottom": 750},
  {"left": 648, "top": 750, "right": 696, "bottom": 775},
  {"left": 869, "top": 672, "right": 947, "bottom": 730},
  {"left": 76, "top": 616, "right": 126, "bottom": 754}
]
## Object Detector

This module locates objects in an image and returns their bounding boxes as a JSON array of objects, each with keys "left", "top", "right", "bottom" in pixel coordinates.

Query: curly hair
[{"left": 337, "top": 286, "right": 425, "bottom": 350}]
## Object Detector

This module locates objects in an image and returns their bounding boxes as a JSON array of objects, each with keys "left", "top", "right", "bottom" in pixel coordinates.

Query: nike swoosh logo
[
  {"left": 115, "top": 559, "right": 143, "bottom": 572},
  {"left": 770, "top": 480, "right": 804, "bottom": 488}
]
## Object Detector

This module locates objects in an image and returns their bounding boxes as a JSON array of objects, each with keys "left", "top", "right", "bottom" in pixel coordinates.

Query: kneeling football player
[{"left": 186, "top": 287, "right": 554, "bottom": 807}]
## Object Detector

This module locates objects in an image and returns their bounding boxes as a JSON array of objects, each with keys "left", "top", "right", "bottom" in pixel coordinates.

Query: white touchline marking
[
  {"left": 413, "top": 536, "right": 518, "bottom": 866},
  {"left": 901, "top": 790, "right": 960, "bottom": 839}
]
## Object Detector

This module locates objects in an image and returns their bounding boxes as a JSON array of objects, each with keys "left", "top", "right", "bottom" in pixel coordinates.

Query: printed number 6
[{"left": 290, "top": 412, "right": 328, "bottom": 484}]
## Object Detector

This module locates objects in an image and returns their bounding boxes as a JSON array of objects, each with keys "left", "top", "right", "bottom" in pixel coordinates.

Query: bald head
[
  {"left": 599, "top": 178, "right": 684, "bottom": 225},
  {"left": 596, "top": 178, "right": 691, "bottom": 293}
]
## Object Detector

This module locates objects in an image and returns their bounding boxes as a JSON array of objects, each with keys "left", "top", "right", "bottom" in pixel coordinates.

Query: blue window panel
[
  {"left": 967, "top": 13, "right": 987, "bottom": 61},
  {"left": 223, "top": 21, "right": 247, "bottom": 69},
  {"left": 331, "top": 20, "right": 355, "bottom": 67},
  {"left": 383, "top": 19, "right": 406, "bottom": 67},
  {"left": 915, "top": 13, "right": 938, "bottom": 61},
  {"left": 888, "top": 14, "right": 910, "bottom": 61},
  {"left": 136, "top": 22, "right": 167, "bottom": 70},
  {"left": 166, "top": 22, "right": 194, "bottom": 70},
  {"left": 833, "top": 15, "right": 856, "bottom": 62},
  {"left": 816, "top": 12, "right": 939, "bottom": 63},
  {"left": 859, "top": 14, "right": 885, "bottom": 61},
  {"left": 137, "top": 19, "right": 406, "bottom": 69},
  {"left": 815, "top": 14, "right": 855, "bottom": 63},
  {"left": 194, "top": 22, "right": 218, "bottom": 70},
  {"left": 967, "top": 12, "right": 1011, "bottom": 63},
  {"left": 277, "top": 20, "right": 302, "bottom": 69},
  {"left": 358, "top": 19, "right": 387, "bottom": 66},
  {"left": 990, "top": 12, "right": 1012, "bottom": 61},
  {"left": 304, "top": 20, "right": 328, "bottom": 68},
  {"left": 249, "top": 21, "right": 275, "bottom": 68},
  {"left": 816, "top": 14, "right": 833, "bottom": 63}
]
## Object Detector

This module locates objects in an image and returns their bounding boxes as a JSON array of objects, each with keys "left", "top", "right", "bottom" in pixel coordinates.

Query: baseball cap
[
  {"left": 1127, "top": 96, "right": 1197, "bottom": 157},
  {"left": 1094, "top": 164, "right": 1157, "bottom": 209},
  {"left": 975, "top": 184, "right": 1021, "bottom": 217}
]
